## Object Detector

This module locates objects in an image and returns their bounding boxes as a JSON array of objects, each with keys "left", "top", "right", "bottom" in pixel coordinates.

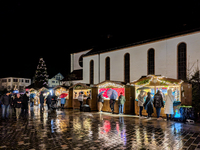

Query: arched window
[
  {"left": 90, "top": 60, "right": 94, "bottom": 84},
  {"left": 147, "top": 48, "right": 155, "bottom": 75},
  {"left": 178, "top": 42, "right": 187, "bottom": 80},
  {"left": 124, "top": 53, "right": 130, "bottom": 83},
  {"left": 105, "top": 57, "right": 110, "bottom": 80}
]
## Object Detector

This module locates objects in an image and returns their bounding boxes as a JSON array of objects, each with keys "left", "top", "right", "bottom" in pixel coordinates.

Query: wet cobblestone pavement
[{"left": 0, "top": 106, "right": 200, "bottom": 150}]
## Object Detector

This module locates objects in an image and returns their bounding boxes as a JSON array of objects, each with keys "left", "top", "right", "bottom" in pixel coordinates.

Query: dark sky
[{"left": 1, "top": 1, "right": 200, "bottom": 79}]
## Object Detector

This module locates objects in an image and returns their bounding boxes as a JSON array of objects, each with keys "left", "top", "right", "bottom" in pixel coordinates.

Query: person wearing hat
[
  {"left": 118, "top": 92, "right": 126, "bottom": 115},
  {"left": 0, "top": 91, "right": 11, "bottom": 119}
]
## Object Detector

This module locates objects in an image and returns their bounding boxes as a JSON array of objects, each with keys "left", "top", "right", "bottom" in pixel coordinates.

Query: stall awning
[
  {"left": 69, "top": 83, "right": 91, "bottom": 89},
  {"left": 130, "top": 75, "right": 183, "bottom": 87},
  {"left": 53, "top": 85, "right": 69, "bottom": 90},
  {"left": 95, "top": 80, "right": 126, "bottom": 88}
]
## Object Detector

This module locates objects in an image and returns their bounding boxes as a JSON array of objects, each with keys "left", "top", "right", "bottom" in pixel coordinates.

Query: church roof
[{"left": 84, "top": 28, "right": 200, "bottom": 57}]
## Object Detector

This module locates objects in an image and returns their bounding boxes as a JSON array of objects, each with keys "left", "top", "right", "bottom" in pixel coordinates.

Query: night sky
[{"left": 1, "top": 1, "right": 200, "bottom": 79}]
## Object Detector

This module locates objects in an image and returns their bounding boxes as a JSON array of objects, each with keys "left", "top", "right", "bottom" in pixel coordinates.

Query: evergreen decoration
[{"left": 34, "top": 58, "right": 49, "bottom": 88}]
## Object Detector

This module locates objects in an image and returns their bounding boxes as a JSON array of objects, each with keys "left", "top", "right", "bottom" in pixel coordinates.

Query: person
[
  {"left": 154, "top": 90, "right": 164, "bottom": 120},
  {"left": 0, "top": 92, "right": 11, "bottom": 119},
  {"left": 164, "top": 89, "right": 175, "bottom": 121},
  {"left": 137, "top": 91, "right": 146, "bottom": 117},
  {"left": 46, "top": 92, "right": 52, "bottom": 111},
  {"left": 97, "top": 92, "right": 104, "bottom": 112},
  {"left": 143, "top": 92, "right": 154, "bottom": 119},
  {"left": 110, "top": 98, "right": 116, "bottom": 114},
  {"left": 13, "top": 93, "right": 22, "bottom": 120},
  {"left": 21, "top": 91, "right": 29, "bottom": 117},
  {"left": 78, "top": 92, "right": 83, "bottom": 111},
  {"left": 61, "top": 97, "right": 66, "bottom": 109},
  {"left": 40, "top": 92, "right": 45, "bottom": 111},
  {"left": 29, "top": 93, "right": 35, "bottom": 107},
  {"left": 118, "top": 92, "right": 126, "bottom": 115}
]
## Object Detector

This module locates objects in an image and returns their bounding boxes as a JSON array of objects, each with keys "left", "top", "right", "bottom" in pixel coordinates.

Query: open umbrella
[
  {"left": 107, "top": 89, "right": 118, "bottom": 100},
  {"left": 60, "top": 93, "right": 68, "bottom": 98},
  {"left": 98, "top": 91, "right": 105, "bottom": 96}
]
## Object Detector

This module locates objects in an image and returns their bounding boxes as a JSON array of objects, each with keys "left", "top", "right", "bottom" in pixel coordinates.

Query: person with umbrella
[
  {"left": 97, "top": 91, "right": 105, "bottom": 112},
  {"left": 107, "top": 89, "right": 118, "bottom": 114},
  {"left": 60, "top": 93, "right": 68, "bottom": 109}
]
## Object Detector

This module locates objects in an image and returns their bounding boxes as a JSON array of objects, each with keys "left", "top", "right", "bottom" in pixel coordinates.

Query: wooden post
[
  {"left": 67, "top": 88, "right": 73, "bottom": 109},
  {"left": 90, "top": 87, "right": 98, "bottom": 111}
]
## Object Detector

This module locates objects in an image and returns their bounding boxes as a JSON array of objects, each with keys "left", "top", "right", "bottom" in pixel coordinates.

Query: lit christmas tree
[{"left": 34, "top": 58, "right": 49, "bottom": 88}]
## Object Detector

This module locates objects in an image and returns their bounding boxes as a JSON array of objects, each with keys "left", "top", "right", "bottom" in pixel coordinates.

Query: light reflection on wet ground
[{"left": 0, "top": 105, "right": 200, "bottom": 149}]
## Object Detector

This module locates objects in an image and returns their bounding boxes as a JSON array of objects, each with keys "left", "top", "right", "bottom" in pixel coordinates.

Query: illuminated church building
[{"left": 70, "top": 29, "right": 200, "bottom": 85}]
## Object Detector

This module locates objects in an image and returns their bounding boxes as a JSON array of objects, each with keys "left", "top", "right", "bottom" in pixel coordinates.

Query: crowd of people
[
  {"left": 1, "top": 88, "right": 175, "bottom": 121},
  {"left": 0, "top": 91, "right": 29, "bottom": 120},
  {"left": 97, "top": 89, "right": 175, "bottom": 121}
]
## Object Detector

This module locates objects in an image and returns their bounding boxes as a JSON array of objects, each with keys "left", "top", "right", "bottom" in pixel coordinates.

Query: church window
[
  {"left": 90, "top": 60, "right": 94, "bottom": 84},
  {"left": 147, "top": 48, "right": 155, "bottom": 75},
  {"left": 79, "top": 55, "right": 84, "bottom": 67},
  {"left": 178, "top": 42, "right": 187, "bottom": 80},
  {"left": 105, "top": 57, "right": 110, "bottom": 80},
  {"left": 124, "top": 53, "right": 130, "bottom": 83}
]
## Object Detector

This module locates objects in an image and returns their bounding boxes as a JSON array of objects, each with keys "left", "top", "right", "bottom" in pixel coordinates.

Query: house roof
[
  {"left": 62, "top": 69, "right": 83, "bottom": 81},
  {"left": 84, "top": 28, "right": 200, "bottom": 57}
]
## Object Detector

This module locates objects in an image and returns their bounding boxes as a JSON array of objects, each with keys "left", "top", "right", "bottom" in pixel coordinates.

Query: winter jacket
[
  {"left": 14, "top": 97, "right": 22, "bottom": 108},
  {"left": 46, "top": 94, "right": 52, "bottom": 104},
  {"left": 98, "top": 94, "right": 104, "bottom": 103},
  {"left": 118, "top": 95, "right": 126, "bottom": 105},
  {"left": 61, "top": 98, "right": 66, "bottom": 104},
  {"left": 78, "top": 95, "right": 83, "bottom": 101},
  {"left": 40, "top": 94, "right": 44, "bottom": 104},
  {"left": 164, "top": 89, "right": 175, "bottom": 114},
  {"left": 0, "top": 95, "right": 11, "bottom": 106},
  {"left": 153, "top": 93, "right": 164, "bottom": 108},
  {"left": 143, "top": 96, "right": 154, "bottom": 115},
  {"left": 137, "top": 94, "right": 145, "bottom": 106}
]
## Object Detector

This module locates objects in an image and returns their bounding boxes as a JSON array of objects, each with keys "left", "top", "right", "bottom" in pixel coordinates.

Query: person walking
[
  {"left": 78, "top": 92, "right": 83, "bottom": 111},
  {"left": 22, "top": 91, "right": 29, "bottom": 117},
  {"left": 118, "top": 92, "right": 126, "bottom": 115},
  {"left": 40, "top": 92, "right": 45, "bottom": 111},
  {"left": 164, "top": 89, "right": 175, "bottom": 121},
  {"left": 0, "top": 91, "right": 11, "bottom": 120},
  {"left": 154, "top": 90, "right": 164, "bottom": 120},
  {"left": 143, "top": 92, "right": 154, "bottom": 119},
  {"left": 46, "top": 92, "right": 52, "bottom": 111},
  {"left": 97, "top": 91, "right": 104, "bottom": 112},
  {"left": 137, "top": 91, "right": 146, "bottom": 118},
  {"left": 14, "top": 93, "right": 22, "bottom": 120}
]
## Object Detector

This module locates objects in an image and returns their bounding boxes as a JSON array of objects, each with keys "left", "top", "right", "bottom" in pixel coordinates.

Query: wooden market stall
[
  {"left": 53, "top": 85, "right": 70, "bottom": 108},
  {"left": 69, "top": 83, "right": 98, "bottom": 111},
  {"left": 95, "top": 80, "right": 135, "bottom": 114},
  {"left": 130, "top": 75, "right": 192, "bottom": 118}
]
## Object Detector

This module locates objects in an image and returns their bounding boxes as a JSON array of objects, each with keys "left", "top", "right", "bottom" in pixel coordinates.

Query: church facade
[{"left": 70, "top": 30, "right": 200, "bottom": 85}]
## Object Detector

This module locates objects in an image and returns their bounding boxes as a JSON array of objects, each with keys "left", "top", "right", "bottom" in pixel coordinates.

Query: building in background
[
  {"left": 0, "top": 77, "right": 31, "bottom": 93},
  {"left": 48, "top": 73, "right": 64, "bottom": 88}
]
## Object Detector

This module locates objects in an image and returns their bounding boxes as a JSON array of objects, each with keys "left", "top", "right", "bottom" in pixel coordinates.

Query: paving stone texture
[{"left": 0, "top": 106, "right": 200, "bottom": 150}]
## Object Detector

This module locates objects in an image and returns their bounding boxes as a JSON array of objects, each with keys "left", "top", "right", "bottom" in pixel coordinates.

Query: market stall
[
  {"left": 130, "top": 75, "right": 192, "bottom": 118},
  {"left": 69, "top": 83, "right": 94, "bottom": 110},
  {"left": 53, "top": 85, "right": 69, "bottom": 108},
  {"left": 95, "top": 81, "right": 135, "bottom": 114}
]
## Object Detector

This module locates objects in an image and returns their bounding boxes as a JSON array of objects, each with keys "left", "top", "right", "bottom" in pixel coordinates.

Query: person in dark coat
[
  {"left": 13, "top": 94, "right": 22, "bottom": 120},
  {"left": 40, "top": 92, "right": 45, "bottom": 111},
  {"left": 22, "top": 91, "right": 29, "bottom": 116},
  {"left": 153, "top": 90, "right": 164, "bottom": 120},
  {"left": 143, "top": 92, "right": 154, "bottom": 118},
  {"left": 97, "top": 92, "right": 104, "bottom": 112},
  {"left": 46, "top": 92, "right": 52, "bottom": 110},
  {"left": 0, "top": 92, "right": 11, "bottom": 119}
]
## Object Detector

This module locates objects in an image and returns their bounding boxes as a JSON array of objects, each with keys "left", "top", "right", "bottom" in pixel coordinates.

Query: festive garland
[{"left": 136, "top": 79, "right": 150, "bottom": 85}]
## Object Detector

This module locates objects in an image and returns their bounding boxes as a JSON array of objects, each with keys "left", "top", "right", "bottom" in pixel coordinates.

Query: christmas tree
[{"left": 34, "top": 58, "right": 49, "bottom": 88}]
